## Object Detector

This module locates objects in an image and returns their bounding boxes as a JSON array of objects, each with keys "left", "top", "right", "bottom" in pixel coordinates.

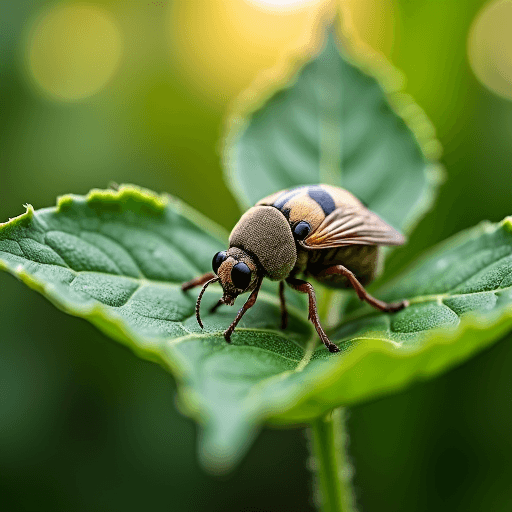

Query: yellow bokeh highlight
[
  {"left": 26, "top": 4, "right": 123, "bottom": 101},
  {"left": 246, "top": 0, "right": 325, "bottom": 11},
  {"left": 168, "top": 0, "right": 395, "bottom": 102},
  {"left": 468, "top": 0, "right": 512, "bottom": 101},
  {"left": 168, "top": 0, "right": 328, "bottom": 101},
  {"left": 342, "top": 0, "right": 396, "bottom": 57}
]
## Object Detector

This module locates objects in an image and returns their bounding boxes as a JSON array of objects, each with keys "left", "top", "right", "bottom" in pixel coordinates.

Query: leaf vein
[
  {"left": 498, "top": 269, "right": 512, "bottom": 288},
  {"left": 444, "top": 250, "right": 512, "bottom": 294},
  {"left": 83, "top": 230, "right": 147, "bottom": 279},
  {"left": 144, "top": 226, "right": 203, "bottom": 274}
]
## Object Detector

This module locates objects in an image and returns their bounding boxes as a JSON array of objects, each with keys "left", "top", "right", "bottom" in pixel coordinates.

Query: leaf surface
[
  {"left": 0, "top": 186, "right": 309, "bottom": 470},
  {"left": 1, "top": 186, "right": 512, "bottom": 472},
  {"left": 263, "top": 218, "right": 512, "bottom": 424}
]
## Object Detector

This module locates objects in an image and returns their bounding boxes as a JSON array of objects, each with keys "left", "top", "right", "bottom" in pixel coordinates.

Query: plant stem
[{"left": 309, "top": 408, "right": 357, "bottom": 512}]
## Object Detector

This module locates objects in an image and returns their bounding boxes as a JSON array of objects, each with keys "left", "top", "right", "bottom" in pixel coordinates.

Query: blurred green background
[{"left": 1, "top": 1, "right": 512, "bottom": 510}]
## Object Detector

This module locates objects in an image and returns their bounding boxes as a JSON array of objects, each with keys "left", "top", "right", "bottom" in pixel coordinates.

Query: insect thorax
[{"left": 229, "top": 206, "right": 297, "bottom": 281}]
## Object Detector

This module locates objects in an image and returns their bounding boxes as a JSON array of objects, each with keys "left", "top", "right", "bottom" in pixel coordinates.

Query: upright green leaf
[
  {"left": 225, "top": 29, "right": 443, "bottom": 233},
  {"left": 1, "top": 186, "right": 512, "bottom": 473}
]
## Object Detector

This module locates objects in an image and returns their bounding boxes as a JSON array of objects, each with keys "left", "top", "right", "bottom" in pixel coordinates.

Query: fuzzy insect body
[{"left": 182, "top": 184, "right": 408, "bottom": 353}]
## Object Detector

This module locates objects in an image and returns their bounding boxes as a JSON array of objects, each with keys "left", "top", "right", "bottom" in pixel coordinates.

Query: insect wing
[
  {"left": 256, "top": 184, "right": 405, "bottom": 248},
  {"left": 303, "top": 205, "right": 405, "bottom": 248}
]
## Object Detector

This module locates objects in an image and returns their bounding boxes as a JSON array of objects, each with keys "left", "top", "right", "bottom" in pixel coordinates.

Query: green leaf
[
  {"left": 2, "top": 185, "right": 512, "bottom": 474},
  {"left": 224, "top": 29, "right": 443, "bottom": 234},
  {"left": 0, "top": 186, "right": 311, "bottom": 471},
  {"left": 264, "top": 218, "right": 512, "bottom": 424}
]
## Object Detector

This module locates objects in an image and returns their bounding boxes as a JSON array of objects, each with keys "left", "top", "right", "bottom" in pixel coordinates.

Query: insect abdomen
[{"left": 304, "top": 245, "right": 381, "bottom": 288}]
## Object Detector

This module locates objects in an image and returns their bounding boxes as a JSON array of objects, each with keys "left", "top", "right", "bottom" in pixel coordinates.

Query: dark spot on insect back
[
  {"left": 308, "top": 186, "right": 336, "bottom": 216},
  {"left": 273, "top": 188, "right": 304, "bottom": 211},
  {"left": 293, "top": 221, "right": 311, "bottom": 240}
]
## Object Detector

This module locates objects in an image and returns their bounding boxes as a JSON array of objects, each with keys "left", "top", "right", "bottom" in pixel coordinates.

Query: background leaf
[
  {"left": 1, "top": 186, "right": 512, "bottom": 473},
  {"left": 224, "top": 30, "right": 443, "bottom": 234}
]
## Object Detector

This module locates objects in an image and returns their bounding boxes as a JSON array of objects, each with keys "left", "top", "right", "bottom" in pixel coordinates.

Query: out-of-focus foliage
[
  {"left": 1, "top": 1, "right": 512, "bottom": 511},
  {"left": 225, "top": 33, "right": 441, "bottom": 234}
]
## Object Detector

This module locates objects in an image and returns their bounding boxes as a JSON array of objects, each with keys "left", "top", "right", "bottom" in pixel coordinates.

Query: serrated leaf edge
[
  {"left": 56, "top": 185, "right": 167, "bottom": 213},
  {"left": 0, "top": 203, "right": 34, "bottom": 228}
]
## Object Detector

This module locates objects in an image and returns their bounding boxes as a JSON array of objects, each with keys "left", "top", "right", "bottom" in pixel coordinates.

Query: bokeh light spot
[
  {"left": 168, "top": 1, "right": 328, "bottom": 102},
  {"left": 168, "top": 0, "right": 395, "bottom": 103},
  {"left": 26, "top": 4, "right": 123, "bottom": 101},
  {"left": 468, "top": 0, "right": 512, "bottom": 101},
  {"left": 342, "top": 0, "right": 396, "bottom": 57},
  {"left": 245, "top": 0, "right": 325, "bottom": 11}
]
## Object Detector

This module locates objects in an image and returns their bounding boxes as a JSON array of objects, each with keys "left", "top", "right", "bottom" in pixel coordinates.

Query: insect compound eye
[
  {"left": 212, "top": 251, "right": 227, "bottom": 274},
  {"left": 231, "top": 262, "right": 252, "bottom": 290},
  {"left": 293, "top": 221, "right": 311, "bottom": 240}
]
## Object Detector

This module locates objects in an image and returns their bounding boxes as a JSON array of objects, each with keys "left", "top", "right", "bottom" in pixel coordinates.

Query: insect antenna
[{"left": 195, "top": 277, "right": 219, "bottom": 328}]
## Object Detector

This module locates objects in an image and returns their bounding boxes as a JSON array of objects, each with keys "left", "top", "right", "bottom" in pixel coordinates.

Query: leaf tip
[
  {"left": 222, "top": 3, "right": 337, "bottom": 210},
  {"left": 198, "top": 418, "right": 257, "bottom": 475}
]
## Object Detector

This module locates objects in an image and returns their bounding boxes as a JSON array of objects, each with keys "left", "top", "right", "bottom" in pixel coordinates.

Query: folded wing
[{"left": 303, "top": 205, "right": 405, "bottom": 248}]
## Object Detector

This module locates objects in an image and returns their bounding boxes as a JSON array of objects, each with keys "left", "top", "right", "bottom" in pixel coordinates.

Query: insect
[{"left": 182, "top": 184, "right": 408, "bottom": 352}]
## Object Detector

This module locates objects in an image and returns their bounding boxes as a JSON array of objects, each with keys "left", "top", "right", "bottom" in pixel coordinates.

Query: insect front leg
[
  {"left": 279, "top": 281, "right": 288, "bottom": 329},
  {"left": 224, "top": 278, "right": 263, "bottom": 343},
  {"left": 181, "top": 272, "right": 216, "bottom": 291},
  {"left": 285, "top": 277, "right": 339, "bottom": 353},
  {"left": 321, "top": 264, "right": 409, "bottom": 312}
]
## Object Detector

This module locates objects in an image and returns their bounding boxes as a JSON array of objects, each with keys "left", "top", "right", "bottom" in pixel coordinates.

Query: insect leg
[
  {"left": 210, "top": 299, "right": 223, "bottom": 313},
  {"left": 181, "top": 272, "right": 216, "bottom": 291},
  {"left": 321, "top": 265, "right": 409, "bottom": 312},
  {"left": 224, "top": 278, "right": 263, "bottom": 343},
  {"left": 279, "top": 281, "right": 288, "bottom": 329},
  {"left": 285, "top": 277, "right": 339, "bottom": 353}
]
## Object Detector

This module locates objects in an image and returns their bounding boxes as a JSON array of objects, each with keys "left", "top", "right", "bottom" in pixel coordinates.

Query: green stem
[{"left": 309, "top": 408, "right": 357, "bottom": 512}]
